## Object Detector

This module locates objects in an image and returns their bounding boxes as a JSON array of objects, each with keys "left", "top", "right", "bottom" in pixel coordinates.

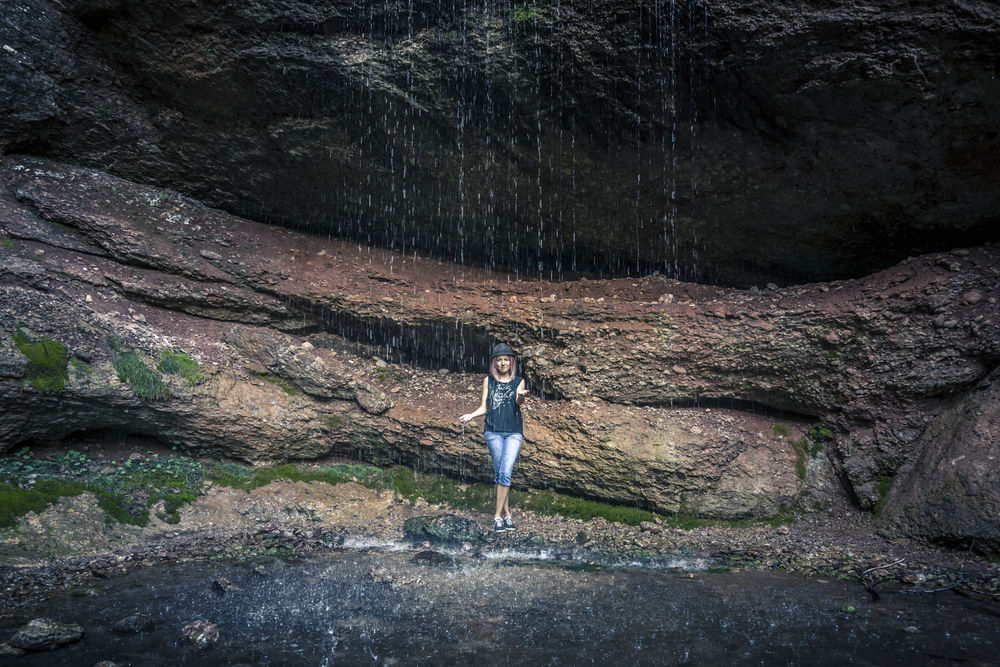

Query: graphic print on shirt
[{"left": 490, "top": 380, "right": 516, "bottom": 412}]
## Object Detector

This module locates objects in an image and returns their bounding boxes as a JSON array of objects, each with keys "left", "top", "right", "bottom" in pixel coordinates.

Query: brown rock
[{"left": 180, "top": 620, "right": 219, "bottom": 650}]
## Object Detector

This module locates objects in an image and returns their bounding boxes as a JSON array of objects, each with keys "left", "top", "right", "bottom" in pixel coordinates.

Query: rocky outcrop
[
  {"left": 1, "top": 1, "right": 998, "bottom": 286},
  {"left": 1, "top": 158, "right": 999, "bottom": 550},
  {"left": 877, "top": 367, "right": 1000, "bottom": 557}
]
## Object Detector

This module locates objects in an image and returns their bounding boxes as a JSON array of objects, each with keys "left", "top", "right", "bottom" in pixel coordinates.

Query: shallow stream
[{"left": 3, "top": 548, "right": 997, "bottom": 666}]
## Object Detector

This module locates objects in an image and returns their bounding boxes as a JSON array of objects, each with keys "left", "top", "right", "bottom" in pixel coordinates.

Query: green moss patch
[
  {"left": 0, "top": 479, "right": 86, "bottom": 528},
  {"left": 207, "top": 462, "right": 381, "bottom": 491},
  {"left": 13, "top": 328, "right": 69, "bottom": 395},
  {"left": 772, "top": 423, "right": 792, "bottom": 438},
  {"left": 0, "top": 449, "right": 209, "bottom": 528},
  {"left": 108, "top": 335, "right": 171, "bottom": 400},
  {"left": 158, "top": 350, "right": 206, "bottom": 385}
]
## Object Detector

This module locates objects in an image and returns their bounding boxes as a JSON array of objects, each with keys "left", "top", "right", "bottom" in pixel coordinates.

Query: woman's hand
[
  {"left": 459, "top": 413, "right": 474, "bottom": 423},
  {"left": 517, "top": 388, "right": 530, "bottom": 399}
]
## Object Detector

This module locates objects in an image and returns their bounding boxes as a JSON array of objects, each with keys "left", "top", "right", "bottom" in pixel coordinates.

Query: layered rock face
[
  {"left": 2, "top": 158, "right": 998, "bottom": 553},
  {"left": 1, "top": 0, "right": 998, "bottom": 285}
]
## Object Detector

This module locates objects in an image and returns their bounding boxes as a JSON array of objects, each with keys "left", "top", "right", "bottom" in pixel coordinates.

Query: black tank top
[{"left": 484, "top": 375, "right": 523, "bottom": 434}]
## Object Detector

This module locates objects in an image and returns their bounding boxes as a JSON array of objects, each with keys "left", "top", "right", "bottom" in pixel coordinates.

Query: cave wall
[
  {"left": 3, "top": 157, "right": 1000, "bottom": 551},
  {"left": 2, "top": 0, "right": 999, "bottom": 286}
]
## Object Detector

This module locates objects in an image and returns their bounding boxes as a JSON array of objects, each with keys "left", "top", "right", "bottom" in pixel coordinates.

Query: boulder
[
  {"left": 111, "top": 613, "right": 154, "bottom": 633},
  {"left": 878, "top": 369, "right": 1000, "bottom": 556},
  {"left": 8, "top": 618, "right": 83, "bottom": 651},
  {"left": 403, "top": 515, "right": 484, "bottom": 546}
]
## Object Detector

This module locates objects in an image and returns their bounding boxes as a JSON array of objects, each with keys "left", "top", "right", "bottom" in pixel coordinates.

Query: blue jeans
[{"left": 484, "top": 431, "right": 522, "bottom": 487}]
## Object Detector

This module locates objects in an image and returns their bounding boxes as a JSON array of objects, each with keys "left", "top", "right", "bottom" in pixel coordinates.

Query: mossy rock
[
  {"left": 403, "top": 514, "right": 484, "bottom": 545},
  {"left": 13, "top": 329, "right": 69, "bottom": 394}
]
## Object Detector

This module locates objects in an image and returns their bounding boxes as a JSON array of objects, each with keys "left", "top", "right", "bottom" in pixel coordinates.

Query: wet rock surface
[
  {"left": 0, "top": 157, "right": 998, "bottom": 553},
  {"left": 111, "top": 613, "right": 153, "bottom": 634},
  {"left": 0, "top": 0, "right": 997, "bottom": 284},
  {"left": 179, "top": 620, "right": 219, "bottom": 650},
  {"left": 8, "top": 617, "right": 84, "bottom": 651},
  {"left": 403, "top": 515, "right": 484, "bottom": 546}
]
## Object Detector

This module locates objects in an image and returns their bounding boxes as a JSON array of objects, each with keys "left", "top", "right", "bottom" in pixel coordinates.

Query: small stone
[
  {"left": 658, "top": 293, "right": 675, "bottom": 304},
  {"left": 964, "top": 291, "right": 984, "bottom": 305},
  {"left": 301, "top": 341, "right": 314, "bottom": 350},
  {"left": 112, "top": 613, "right": 153, "bottom": 633},
  {"left": 903, "top": 626, "right": 920, "bottom": 634},
  {"left": 777, "top": 526, "right": 790, "bottom": 535},
  {"left": 128, "top": 452, "right": 143, "bottom": 461},
  {"left": 840, "top": 606, "right": 857, "bottom": 615},
  {"left": 0, "top": 643, "right": 26, "bottom": 656},
  {"left": 823, "top": 331, "right": 840, "bottom": 346},
  {"left": 671, "top": 365, "right": 687, "bottom": 374},
  {"left": 85, "top": 294, "right": 93, "bottom": 302},
  {"left": 767, "top": 283, "right": 778, "bottom": 291},
  {"left": 639, "top": 521, "right": 661, "bottom": 534},
  {"left": 180, "top": 620, "right": 219, "bottom": 649},
  {"left": 94, "top": 662, "right": 118, "bottom": 667},
  {"left": 199, "top": 249, "right": 222, "bottom": 261}
]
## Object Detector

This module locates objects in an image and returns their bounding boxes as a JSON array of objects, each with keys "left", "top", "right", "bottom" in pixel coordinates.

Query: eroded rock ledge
[{"left": 1, "top": 157, "right": 999, "bottom": 553}]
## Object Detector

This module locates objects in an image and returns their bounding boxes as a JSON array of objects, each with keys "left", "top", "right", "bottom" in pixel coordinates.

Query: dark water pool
[{"left": 3, "top": 549, "right": 998, "bottom": 666}]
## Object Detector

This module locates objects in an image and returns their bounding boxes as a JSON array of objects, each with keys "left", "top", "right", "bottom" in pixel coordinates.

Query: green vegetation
[
  {"left": 511, "top": 3, "right": 541, "bottom": 23},
  {"left": 772, "top": 423, "right": 792, "bottom": 438},
  {"left": 253, "top": 372, "right": 299, "bottom": 396},
  {"left": 70, "top": 358, "right": 94, "bottom": 375},
  {"left": 107, "top": 335, "right": 171, "bottom": 400},
  {"left": 0, "top": 478, "right": 86, "bottom": 527},
  {"left": 325, "top": 414, "right": 344, "bottom": 430},
  {"left": 808, "top": 424, "right": 834, "bottom": 444},
  {"left": 1, "top": 450, "right": 803, "bottom": 537},
  {"left": 13, "top": 327, "right": 69, "bottom": 395},
  {"left": 0, "top": 449, "right": 208, "bottom": 527},
  {"left": 158, "top": 350, "right": 206, "bottom": 385},
  {"left": 873, "top": 475, "right": 895, "bottom": 517},
  {"left": 1, "top": 236, "right": 14, "bottom": 252},
  {"left": 206, "top": 462, "right": 381, "bottom": 491},
  {"left": 376, "top": 367, "right": 409, "bottom": 382},
  {"left": 790, "top": 438, "right": 809, "bottom": 479}
]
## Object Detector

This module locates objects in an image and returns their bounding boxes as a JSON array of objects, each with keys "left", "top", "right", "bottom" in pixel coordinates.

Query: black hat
[{"left": 490, "top": 343, "right": 515, "bottom": 359}]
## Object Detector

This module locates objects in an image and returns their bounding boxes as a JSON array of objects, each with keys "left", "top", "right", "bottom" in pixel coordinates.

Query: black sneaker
[
  {"left": 493, "top": 517, "right": 506, "bottom": 533},
  {"left": 504, "top": 516, "right": 516, "bottom": 532}
]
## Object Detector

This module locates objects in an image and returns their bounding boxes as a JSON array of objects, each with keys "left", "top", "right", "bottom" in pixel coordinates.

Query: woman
[{"left": 460, "top": 343, "right": 530, "bottom": 533}]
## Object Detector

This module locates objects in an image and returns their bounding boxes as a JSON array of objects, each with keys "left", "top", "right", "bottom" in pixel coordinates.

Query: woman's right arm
[{"left": 460, "top": 377, "right": 489, "bottom": 423}]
